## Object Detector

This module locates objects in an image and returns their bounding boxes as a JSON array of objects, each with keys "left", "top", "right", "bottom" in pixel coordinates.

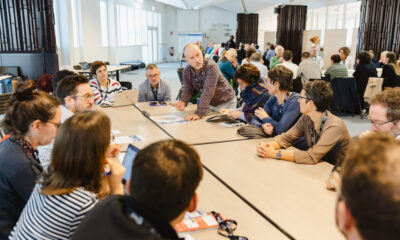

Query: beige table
[
  {"left": 190, "top": 170, "right": 290, "bottom": 240},
  {"left": 134, "top": 102, "right": 248, "bottom": 145},
  {"left": 195, "top": 139, "right": 344, "bottom": 240},
  {"left": 102, "top": 105, "right": 171, "bottom": 150}
]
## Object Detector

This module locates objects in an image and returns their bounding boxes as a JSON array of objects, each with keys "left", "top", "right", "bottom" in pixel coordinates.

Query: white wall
[
  {"left": 199, "top": 6, "right": 236, "bottom": 47},
  {"left": 257, "top": 6, "right": 277, "bottom": 51}
]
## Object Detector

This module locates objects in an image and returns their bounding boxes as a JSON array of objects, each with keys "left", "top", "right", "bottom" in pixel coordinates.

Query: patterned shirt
[
  {"left": 297, "top": 59, "right": 322, "bottom": 82},
  {"left": 10, "top": 184, "right": 98, "bottom": 240},
  {"left": 89, "top": 78, "right": 122, "bottom": 105},
  {"left": 180, "top": 58, "right": 235, "bottom": 116}
]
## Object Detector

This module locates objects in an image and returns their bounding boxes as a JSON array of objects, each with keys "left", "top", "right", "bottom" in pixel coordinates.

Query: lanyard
[
  {"left": 192, "top": 71, "right": 205, "bottom": 93},
  {"left": 278, "top": 92, "right": 291, "bottom": 117},
  {"left": 151, "top": 86, "right": 158, "bottom": 102},
  {"left": 310, "top": 111, "right": 328, "bottom": 147}
]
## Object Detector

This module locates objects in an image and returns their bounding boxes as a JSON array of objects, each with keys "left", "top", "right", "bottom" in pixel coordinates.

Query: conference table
[
  {"left": 104, "top": 103, "right": 344, "bottom": 240},
  {"left": 78, "top": 65, "right": 130, "bottom": 82},
  {"left": 134, "top": 102, "right": 248, "bottom": 145},
  {"left": 195, "top": 139, "right": 344, "bottom": 240}
]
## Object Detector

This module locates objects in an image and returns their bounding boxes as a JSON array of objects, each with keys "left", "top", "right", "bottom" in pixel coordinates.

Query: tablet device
[{"left": 122, "top": 144, "right": 140, "bottom": 184}]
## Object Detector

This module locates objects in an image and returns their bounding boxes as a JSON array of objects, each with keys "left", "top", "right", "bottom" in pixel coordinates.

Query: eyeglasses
[
  {"left": 367, "top": 116, "right": 394, "bottom": 127},
  {"left": 47, "top": 121, "right": 62, "bottom": 129},
  {"left": 298, "top": 95, "right": 311, "bottom": 101},
  {"left": 211, "top": 211, "right": 248, "bottom": 240},
  {"left": 72, "top": 93, "right": 94, "bottom": 101},
  {"left": 146, "top": 73, "right": 160, "bottom": 79}
]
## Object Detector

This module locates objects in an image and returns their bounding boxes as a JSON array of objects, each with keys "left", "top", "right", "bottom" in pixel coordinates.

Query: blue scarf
[{"left": 240, "top": 78, "right": 270, "bottom": 122}]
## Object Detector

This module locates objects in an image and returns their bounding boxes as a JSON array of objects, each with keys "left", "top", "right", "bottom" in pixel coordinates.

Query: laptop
[{"left": 113, "top": 89, "right": 139, "bottom": 107}]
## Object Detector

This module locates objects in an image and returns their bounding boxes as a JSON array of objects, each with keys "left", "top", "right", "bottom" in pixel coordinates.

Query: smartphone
[{"left": 122, "top": 144, "right": 140, "bottom": 184}]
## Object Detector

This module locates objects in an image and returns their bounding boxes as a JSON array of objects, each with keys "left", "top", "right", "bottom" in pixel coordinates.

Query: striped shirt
[
  {"left": 325, "top": 63, "right": 349, "bottom": 80},
  {"left": 9, "top": 184, "right": 98, "bottom": 240},
  {"left": 297, "top": 59, "right": 322, "bottom": 82},
  {"left": 89, "top": 78, "right": 122, "bottom": 105}
]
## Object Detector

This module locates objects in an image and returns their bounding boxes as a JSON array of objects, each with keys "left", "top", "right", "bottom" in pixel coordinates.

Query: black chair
[
  {"left": 292, "top": 77, "right": 302, "bottom": 93},
  {"left": 120, "top": 81, "right": 132, "bottom": 90},
  {"left": 176, "top": 68, "right": 184, "bottom": 100},
  {"left": 212, "top": 55, "right": 219, "bottom": 63},
  {"left": 330, "top": 77, "right": 362, "bottom": 118}
]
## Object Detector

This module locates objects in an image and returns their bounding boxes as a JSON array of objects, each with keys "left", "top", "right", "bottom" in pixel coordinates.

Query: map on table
[{"left": 151, "top": 115, "right": 188, "bottom": 125}]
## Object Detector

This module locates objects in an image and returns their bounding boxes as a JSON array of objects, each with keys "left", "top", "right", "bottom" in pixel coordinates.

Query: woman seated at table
[
  {"left": 220, "top": 64, "right": 270, "bottom": 125},
  {"left": 89, "top": 61, "right": 122, "bottom": 106},
  {"left": 257, "top": 80, "right": 352, "bottom": 165},
  {"left": 381, "top": 52, "right": 400, "bottom": 89},
  {"left": 9, "top": 111, "right": 125, "bottom": 239},
  {"left": 254, "top": 65, "right": 308, "bottom": 150}
]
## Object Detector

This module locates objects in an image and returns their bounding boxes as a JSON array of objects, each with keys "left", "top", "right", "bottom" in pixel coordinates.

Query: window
[
  {"left": 327, "top": 5, "right": 344, "bottom": 29},
  {"left": 100, "top": 1, "right": 108, "bottom": 47},
  {"left": 117, "top": 5, "right": 128, "bottom": 45},
  {"left": 71, "top": 0, "right": 80, "bottom": 48}
]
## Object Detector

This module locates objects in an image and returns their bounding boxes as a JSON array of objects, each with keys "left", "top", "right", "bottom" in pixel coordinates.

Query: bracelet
[{"left": 276, "top": 150, "right": 282, "bottom": 160}]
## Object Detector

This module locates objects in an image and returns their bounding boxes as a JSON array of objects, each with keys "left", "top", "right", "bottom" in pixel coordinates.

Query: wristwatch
[{"left": 276, "top": 150, "right": 282, "bottom": 160}]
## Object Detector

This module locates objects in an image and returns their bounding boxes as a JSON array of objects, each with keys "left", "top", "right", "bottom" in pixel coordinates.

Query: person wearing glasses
[
  {"left": 0, "top": 80, "right": 62, "bottom": 239},
  {"left": 9, "top": 111, "right": 125, "bottom": 239},
  {"left": 71, "top": 140, "right": 203, "bottom": 240},
  {"left": 89, "top": 61, "right": 122, "bottom": 106},
  {"left": 257, "top": 80, "right": 352, "bottom": 165},
  {"left": 336, "top": 132, "right": 400, "bottom": 240},
  {"left": 326, "top": 87, "right": 400, "bottom": 190},
  {"left": 38, "top": 75, "right": 95, "bottom": 169},
  {"left": 138, "top": 64, "right": 171, "bottom": 102}
]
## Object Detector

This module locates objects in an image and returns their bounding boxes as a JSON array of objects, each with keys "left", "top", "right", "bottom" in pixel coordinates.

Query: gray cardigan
[{"left": 138, "top": 78, "right": 171, "bottom": 102}]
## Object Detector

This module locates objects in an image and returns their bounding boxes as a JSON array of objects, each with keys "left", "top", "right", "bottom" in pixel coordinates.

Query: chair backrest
[
  {"left": 0, "top": 92, "right": 13, "bottom": 115},
  {"left": 73, "top": 65, "right": 82, "bottom": 70},
  {"left": 177, "top": 68, "right": 184, "bottom": 85},
  {"left": 330, "top": 77, "right": 361, "bottom": 114},
  {"left": 363, "top": 77, "right": 383, "bottom": 104}
]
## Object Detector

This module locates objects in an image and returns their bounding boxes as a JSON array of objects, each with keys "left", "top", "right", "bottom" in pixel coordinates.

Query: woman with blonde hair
[{"left": 9, "top": 111, "right": 125, "bottom": 239}]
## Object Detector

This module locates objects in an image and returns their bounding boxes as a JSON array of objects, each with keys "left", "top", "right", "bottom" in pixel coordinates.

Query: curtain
[
  {"left": 357, "top": 0, "right": 400, "bottom": 58},
  {"left": 276, "top": 5, "right": 307, "bottom": 64},
  {"left": 236, "top": 13, "right": 258, "bottom": 46}
]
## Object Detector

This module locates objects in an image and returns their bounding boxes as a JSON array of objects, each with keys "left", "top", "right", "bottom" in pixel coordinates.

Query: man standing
[
  {"left": 226, "top": 35, "right": 236, "bottom": 49},
  {"left": 311, "top": 46, "right": 324, "bottom": 70},
  {"left": 173, "top": 43, "right": 236, "bottom": 121},
  {"left": 138, "top": 64, "right": 171, "bottom": 102}
]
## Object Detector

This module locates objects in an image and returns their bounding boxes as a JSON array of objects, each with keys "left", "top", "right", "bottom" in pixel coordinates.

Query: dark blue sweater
[
  {"left": 262, "top": 93, "right": 308, "bottom": 150},
  {"left": 0, "top": 138, "right": 40, "bottom": 239}
]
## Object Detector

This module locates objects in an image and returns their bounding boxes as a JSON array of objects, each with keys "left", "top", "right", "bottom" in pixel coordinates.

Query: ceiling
[{"left": 155, "top": 0, "right": 358, "bottom": 12}]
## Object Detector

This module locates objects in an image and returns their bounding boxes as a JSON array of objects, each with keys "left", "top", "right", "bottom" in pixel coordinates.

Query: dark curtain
[
  {"left": 236, "top": 13, "right": 258, "bottom": 47},
  {"left": 357, "top": 0, "right": 400, "bottom": 58},
  {"left": 276, "top": 5, "right": 307, "bottom": 64},
  {"left": 0, "top": 0, "right": 56, "bottom": 53}
]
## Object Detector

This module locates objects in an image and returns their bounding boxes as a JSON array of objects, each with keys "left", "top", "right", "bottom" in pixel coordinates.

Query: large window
[
  {"left": 116, "top": 4, "right": 162, "bottom": 46},
  {"left": 71, "top": 0, "right": 80, "bottom": 48},
  {"left": 305, "top": 2, "right": 361, "bottom": 47},
  {"left": 100, "top": 1, "right": 108, "bottom": 47}
]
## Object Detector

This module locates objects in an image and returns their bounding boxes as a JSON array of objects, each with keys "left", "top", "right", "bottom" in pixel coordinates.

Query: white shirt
[
  {"left": 311, "top": 56, "right": 324, "bottom": 69},
  {"left": 279, "top": 62, "right": 299, "bottom": 79},
  {"left": 341, "top": 56, "right": 355, "bottom": 70},
  {"left": 250, "top": 61, "right": 268, "bottom": 79}
]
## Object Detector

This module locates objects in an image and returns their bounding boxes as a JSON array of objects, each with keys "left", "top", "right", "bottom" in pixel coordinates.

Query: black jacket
[
  {"left": 382, "top": 64, "right": 400, "bottom": 89},
  {"left": 353, "top": 62, "right": 377, "bottom": 96},
  {"left": 226, "top": 39, "right": 236, "bottom": 49},
  {"left": 237, "top": 48, "right": 246, "bottom": 64},
  {"left": 72, "top": 195, "right": 183, "bottom": 240}
]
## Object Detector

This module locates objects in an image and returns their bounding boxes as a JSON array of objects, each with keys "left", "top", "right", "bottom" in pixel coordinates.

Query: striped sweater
[
  {"left": 9, "top": 184, "right": 98, "bottom": 240},
  {"left": 89, "top": 78, "right": 122, "bottom": 105}
]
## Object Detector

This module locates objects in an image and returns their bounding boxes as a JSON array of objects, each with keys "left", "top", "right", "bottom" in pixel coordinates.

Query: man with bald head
[{"left": 173, "top": 43, "right": 236, "bottom": 121}]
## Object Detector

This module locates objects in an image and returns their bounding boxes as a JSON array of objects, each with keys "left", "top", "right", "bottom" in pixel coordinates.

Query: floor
[{"left": 120, "top": 61, "right": 370, "bottom": 137}]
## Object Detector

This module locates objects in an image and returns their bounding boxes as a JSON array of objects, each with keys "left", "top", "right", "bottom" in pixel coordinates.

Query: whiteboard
[{"left": 178, "top": 33, "right": 203, "bottom": 56}]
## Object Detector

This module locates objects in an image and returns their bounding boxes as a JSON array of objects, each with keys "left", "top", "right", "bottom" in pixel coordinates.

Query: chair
[
  {"left": 330, "top": 77, "right": 362, "bottom": 118},
  {"left": 176, "top": 68, "right": 184, "bottom": 100},
  {"left": 0, "top": 92, "right": 12, "bottom": 115},
  {"left": 120, "top": 81, "right": 132, "bottom": 90},
  {"left": 363, "top": 77, "right": 383, "bottom": 104},
  {"left": 104, "top": 61, "right": 110, "bottom": 65},
  {"left": 73, "top": 65, "right": 82, "bottom": 70},
  {"left": 292, "top": 77, "right": 302, "bottom": 93}
]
